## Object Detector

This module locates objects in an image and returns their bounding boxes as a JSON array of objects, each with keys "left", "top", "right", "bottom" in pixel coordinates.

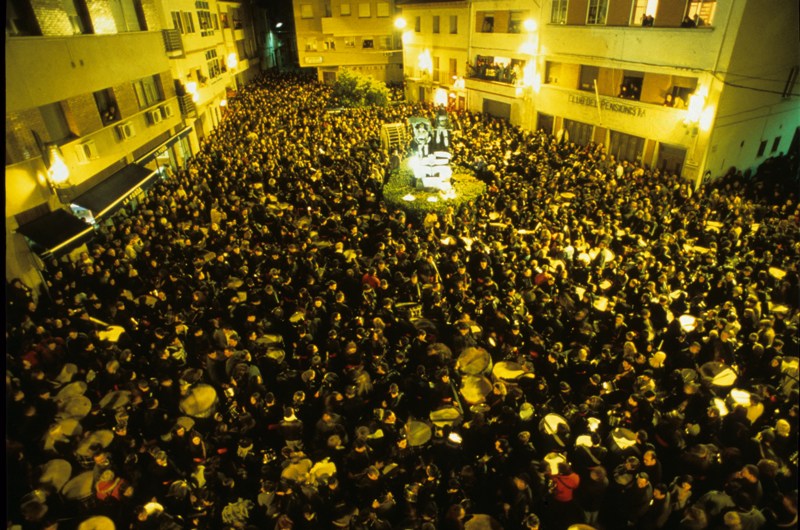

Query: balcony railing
[
  {"left": 162, "top": 29, "right": 182, "bottom": 54},
  {"left": 178, "top": 94, "right": 197, "bottom": 118}
]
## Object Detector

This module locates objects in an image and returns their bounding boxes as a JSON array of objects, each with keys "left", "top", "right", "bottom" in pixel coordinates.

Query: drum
[
  {"left": 560, "top": 192, "right": 576, "bottom": 200},
  {"left": 406, "top": 421, "right": 432, "bottom": 447},
  {"left": 539, "top": 412, "right": 570, "bottom": 447},
  {"left": 99, "top": 390, "right": 131, "bottom": 411},
  {"left": 699, "top": 362, "right": 737, "bottom": 388},
  {"left": 768, "top": 267, "right": 786, "bottom": 280},
  {"left": 78, "top": 516, "right": 115, "bottom": 530},
  {"left": 592, "top": 296, "right": 609, "bottom": 312},
  {"left": 264, "top": 348, "right": 286, "bottom": 364},
  {"left": 55, "top": 381, "right": 88, "bottom": 403},
  {"left": 258, "top": 334, "right": 284, "bottom": 347},
  {"left": 98, "top": 325, "right": 126, "bottom": 343},
  {"left": 464, "top": 514, "right": 502, "bottom": 530},
  {"left": 544, "top": 451, "right": 567, "bottom": 475},
  {"left": 608, "top": 427, "right": 637, "bottom": 454},
  {"left": 61, "top": 471, "right": 95, "bottom": 506},
  {"left": 456, "top": 347, "right": 492, "bottom": 376},
  {"left": 289, "top": 311, "right": 305, "bottom": 324},
  {"left": 678, "top": 314, "right": 697, "bottom": 332},
  {"left": 58, "top": 395, "right": 93, "bottom": 420},
  {"left": 39, "top": 459, "right": 72, "bottom": 492},
  {"left": 575, "top": 435, "right": 594, "bottom": 448},
  {"left": 20, "top": 490, "right": 49, "bottom": 522},
  {"left": 492, "top": 361, "right": 529, "bottom": 391},
  {"left": 430, "top": 406, "right": 462, "bottom": 427},
  {"left": 459, "top": 375, "right": 492, "bottom": 405},
  {"left": 176, "top": 416, "right": 196, "bottom": 431},
  {"left": 179, "top": 384, "right": 218, "bottom": 418}
]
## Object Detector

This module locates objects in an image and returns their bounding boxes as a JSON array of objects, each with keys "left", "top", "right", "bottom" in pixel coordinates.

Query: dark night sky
[{"left": 256, "top": 0, "right": 294, "bottom": 24}]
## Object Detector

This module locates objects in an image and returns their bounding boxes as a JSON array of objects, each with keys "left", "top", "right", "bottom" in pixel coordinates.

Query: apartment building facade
[
  {"left": 5, "top": 0, "right": 261, "bottom": 285},
  {"left": 397, "top": 0, "right": 799, "bottom": 186},
  {"left": 292, "top": 0, "right": 404, "bottom": 84}
]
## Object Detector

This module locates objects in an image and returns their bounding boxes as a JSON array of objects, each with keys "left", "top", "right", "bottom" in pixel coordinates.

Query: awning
[
  {"left": 16, "top": 209, "right": 94, "bottom": 258},
  {"left": 70, "top": 164, "right": 157, "bottom": 220}
]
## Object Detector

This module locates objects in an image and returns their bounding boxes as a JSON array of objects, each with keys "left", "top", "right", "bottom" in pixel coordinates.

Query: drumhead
[
  {"left": 78, "top": 516, "right": 116, "bottom": 530},
  {"left": 492, "top": 361, "right": 526, "bottom": 381},
  {"left": 460, "top": 376, "right": 492, "bottom": 405},
  {"left": 457, "top": 347, "right": 491, "bottom": 375},
  {"left": 406, "top": 421, "right": 432, "bottom": 447},
  {"left": 61, "top": 471, "right": 95, "bottom": 500}
]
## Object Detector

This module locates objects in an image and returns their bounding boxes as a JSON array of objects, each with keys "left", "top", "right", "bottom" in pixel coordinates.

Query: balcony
[
  {"left": 162, "top": 29, "right": 183, "bottom": 56},
  {"left": 179, "top": 94, "right": 197, "bottom": 118}
]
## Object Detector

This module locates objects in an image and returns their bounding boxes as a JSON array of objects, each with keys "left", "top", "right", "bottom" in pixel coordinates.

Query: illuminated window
[
  {"left": 450, "top": 15, "right": 457, "bottom": 34},
  {"left": 377, "top": 2, "right": 390, "bottom": 17},
  {"left": 433, "top": 16, "right": 440, "bottom": 33},
  {"left": 449, "top": 58, "right": 458, "bottom": 79},
  {"left": 340, "top": 3, "right": 351, "bottom": 16},
  {"left": 359, "top": 3, "right": 371, "bottom": 18},
  {"left": 300, "top": 4, "right": 313, "bottom": 18},
  {"left": 587, "top": 0, "right": 608, "bottom": 24},
  {"left": 631, "top": 0, "right": 658, "bottom": 26},
  {"left": 686, "top": 0, "right": 715, "bottom": 26},
  {"left": 551, "top": 0, "right": 567, "bottom": 24},
  {"left": 433, "top": 56, "right": 440, "bottom": 82}
]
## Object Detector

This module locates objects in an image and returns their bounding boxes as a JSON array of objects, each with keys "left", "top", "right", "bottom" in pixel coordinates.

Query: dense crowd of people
[{"left": 6, "top": 72, "right": 799, "bottom": 530}]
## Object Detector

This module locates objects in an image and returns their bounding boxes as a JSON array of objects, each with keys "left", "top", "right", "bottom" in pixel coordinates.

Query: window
[
  {"left": 480, "top": 13, "right": 494, "bottom": 32},
  {"left": 305, "top": 38, "right": 318, "bottom": 51},
  {"left": 94, "top": 89, "right": 119, "bottom": 125},
  {"left": 206, "top": 49, "right": 221, "bottom": 78},
  {"left": 340, "top": 3, "right": 351, "bottom": 15},
  {"left": 509, "top": 11, "right": 524, "bottom": 33},
  {"left": 757, "top": 140, "right": 767, "bottom": 158},
  {"left": 197, "top": 8, "right": 215, "bottom": 37},
  {"left": 40, "top": 102, "right": 73, "bottom": 143},
  {"left": 579, "top": 65, "right": 598, "bottom": 91},
  {"left": 377, "top": 2, "right": 390, "bottom": 17},
  {"left": 212, "top": 14, "right": 218, "bottom": 29},
  {"left": 359, "top": 3, "right": 371, "bottom": 17},
  {"left": 551, "top": 0, "right": 568, "bottom": 24},
  {"left": 449, "top": 58, "right": 458, "bottom": 80},
  {"left": 449, "top": 15, "right": 458, "bottom": 34},
  {"left": 631, "top": 0, "right": 658, "bottom": 26},
  {"left": 362, "top": 38, "right": 374, "bottom": 49},
  {"left": 610, "top": 131, "right": 645, "bottom": 162},
  {"left": 171, "top": 11, "right": 184, "bottom": 33},
  {"left": 545, "top": 61, "right": 562, "bottom": 84},
  {"left": 587, "top": 0, "right": 608, "bottom": 24},
  {"left": 620, "top": 71, "right": 643, "bottom": 100},
  {"left": 7, "top": 0, "right": 41, "bottom": 36},
  {"left": 415, "top": 16, "right": 421, "bottom": 32},
  {"left": 109, "top": 0, "right": 145, "bottom": 32},
  {"left": 564, "top": 119, "right": 593, "bottom": 146},
  {"left": 344, "top": 37, "right": 355, "bottom": 48},
  {"left": 300, "top": 4, "right": 313, "bottom": 18},
  {"left": 433, "top": 56, "right": 440, "bottom": 82},
  {"left": 324, "top": 38, "right": 335, "bottom": 50},
  {"left": 183, "top": 12, "right": 195, "bottom": 33},
  {"left": 220, "top": 12, "right": 229, "bottom": 28},
  {"left": 64, "top": 0, "right": 92, "bottom": 35},
  {"left": 771, "top": 137, "right": 781, "bottom": 153},
  {"left": 432, "top": 16, "right": 440, "bottom": 33},
  {"left": 133, "top": 75, "right": 163, "bottom": 109},
  {"left": 686, "top": 0, "right": 715, "bottom": 26}
]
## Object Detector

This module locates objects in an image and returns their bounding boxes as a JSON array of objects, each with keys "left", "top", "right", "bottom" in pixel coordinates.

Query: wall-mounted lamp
[
  {"left": 186, "top": 81, "right": 199, "bottom": 103},
  {"left": 227, "top": 52, "right": 238, "bottom": 70},
  {"left": 394, "top": 17, "right": 407, "bottom": 30},
  {"left": 685, "top": 86, "right": 708, "bottom": 124},
  {"left": 46, "top": 144, "right": 70, "bottom": 186},
  {"left": 524, "top": 19, "right": 537, "bottom": 32},
  {"left": 417, "top": 49, "right": 433, "bottom": 76}
]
